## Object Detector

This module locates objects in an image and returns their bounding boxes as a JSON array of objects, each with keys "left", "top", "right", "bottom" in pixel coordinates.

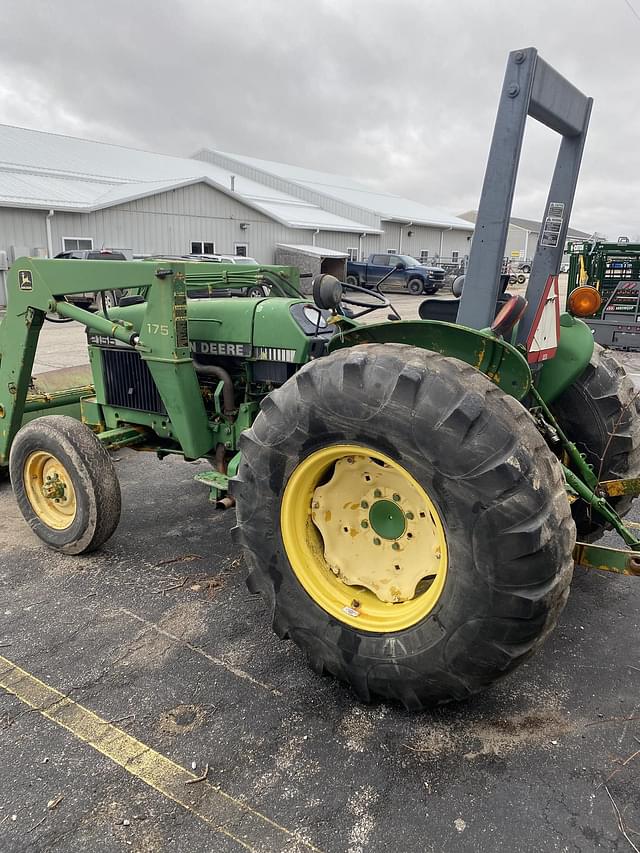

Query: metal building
[
  {"left": 459, "top": 210, "right": 591, "bottom": 264},
  {"left": 0, "top": 124, "right": 474, "bottom": 306},
  {"left": 193, "top": 148, "right": 474, "bottom": 264}
]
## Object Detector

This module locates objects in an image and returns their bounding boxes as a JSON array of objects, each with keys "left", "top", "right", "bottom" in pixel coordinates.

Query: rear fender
[
  {"left": 328, "top": 319, "right": 532, "bottom": 400},
  {"left": 536, "top": 314, "right": 594, "bottom": 404}
]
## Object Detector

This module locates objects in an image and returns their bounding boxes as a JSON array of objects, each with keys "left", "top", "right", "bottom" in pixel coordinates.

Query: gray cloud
[{"left": 0, "top": 0, "right": 638, "bottom": 237}]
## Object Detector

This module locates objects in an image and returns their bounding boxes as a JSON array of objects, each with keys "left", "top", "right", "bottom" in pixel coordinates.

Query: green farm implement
[
  {"left": 1, "top": 48, "right": 639, "bottom": 709},
  {"left": 566, "top": 238, "right": 640, "bottom": 350}
]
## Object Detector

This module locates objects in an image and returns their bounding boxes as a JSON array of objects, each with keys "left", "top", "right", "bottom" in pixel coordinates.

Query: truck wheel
[
  {"left": 9, "top": 416, "right": 121, "bottom": 554},
  {"left": 246, "top": 284, "right": 268, "bottom": 298},
  {"left": 345, "top": 275, "right": 359, "bottom": 287},
  {"left": 407, "top": 278, "right": 424, "bottom": 295},
  {"left": 102, "top": 290, "right": 121, "bottom": 310},
  {"left": 551, "top": 344, "right": 640, "bottom": 540},
  {"left": 234, "top": 344, "right": 575, "bottom": 708}
]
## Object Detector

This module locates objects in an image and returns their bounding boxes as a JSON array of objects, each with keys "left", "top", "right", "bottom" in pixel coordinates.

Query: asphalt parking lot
[{"left": 1, "top": 289, "right": 640, "bottom": 853}]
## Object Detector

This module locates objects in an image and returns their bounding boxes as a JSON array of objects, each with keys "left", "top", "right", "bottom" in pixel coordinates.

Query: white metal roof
[
  {"left": 276, "top": 243, "right": 348, "bottom": 258},
  {"left": 0, "top": 124, "right": 374, "bottom": 233},
  {"left": 206, "top": 149, "right": 474, "bottom": 231}
]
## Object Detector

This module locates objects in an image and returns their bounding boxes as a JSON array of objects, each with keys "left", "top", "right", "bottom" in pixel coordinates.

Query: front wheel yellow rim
[
  {"left": 23, "top": 451, "right": 77, "bottom": 530},
  {"left": 280, "top": 444, "right": 448, "bottom": 633}
]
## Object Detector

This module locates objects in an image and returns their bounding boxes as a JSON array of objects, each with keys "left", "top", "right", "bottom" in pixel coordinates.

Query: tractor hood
[{"left": 104, "top": 296, "right": 335, "bottom": 365}]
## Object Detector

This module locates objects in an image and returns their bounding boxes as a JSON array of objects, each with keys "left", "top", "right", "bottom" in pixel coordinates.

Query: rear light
[
  {"left": 490, "top": 294, "right": 528, "bottom": 338},
  {"left": 567, "top": 285, "right": 601, "bottom": 318}
]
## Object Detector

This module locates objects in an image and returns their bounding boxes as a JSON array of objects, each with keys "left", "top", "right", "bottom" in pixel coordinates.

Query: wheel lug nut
[
  {"left": 392, "top": 542, "right": 400, "bottom": 551},
  {"left": 392, "top": 493, "right": 401, "bottom": 502},
  {"left": 351, "top": 599, "right": 360, "bottom": 609},
  {"left": 373, "top": 489, "right": 382, "bottom": 498},
  {"left": 406, "top": 511, "right": 414, "bottom": 520},
  {"left": 373, "top": 537, "right": 381, "bottom": 546},
  {"left": 360, "top": 500, "right": 368, "bottom": 509},
  {"left": 361, "top": 520, "right": 369, "bottom": 528}
]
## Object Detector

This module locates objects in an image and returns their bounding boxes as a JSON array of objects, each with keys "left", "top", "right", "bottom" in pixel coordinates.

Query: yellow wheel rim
[
  {"left": 280, "top": 444, "right": 448, "bottom": 633},
  {"left": 23, "top": 451, "right": 77, "bottom": 530}
]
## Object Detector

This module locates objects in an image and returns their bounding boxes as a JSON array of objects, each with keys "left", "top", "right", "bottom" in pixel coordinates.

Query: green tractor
[{"left": 1, "top": 48, "right": 639, "bottom": 710}]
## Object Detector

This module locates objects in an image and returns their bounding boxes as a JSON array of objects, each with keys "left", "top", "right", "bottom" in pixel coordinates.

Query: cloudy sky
[{"left": 0, "top": 0, "right": 638, "bottom": 237}]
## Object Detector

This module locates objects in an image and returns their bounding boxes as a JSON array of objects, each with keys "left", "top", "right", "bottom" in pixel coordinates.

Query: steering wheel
[{"left": 339, "top": 279, "right": 400, "bottom": 320}]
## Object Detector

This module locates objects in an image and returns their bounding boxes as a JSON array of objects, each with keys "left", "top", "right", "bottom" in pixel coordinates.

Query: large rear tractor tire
[
  {"left": 551, "top": 343, "right": 640, "bottom": 541},
  {"left": 9, "top": 415, "right": 121, "bottom": 554},
  {"left": 233, "top": 344, "right": 575, "bottom": 708}
]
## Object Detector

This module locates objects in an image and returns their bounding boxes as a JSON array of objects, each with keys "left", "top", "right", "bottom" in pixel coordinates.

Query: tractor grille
[{"left": 101, "top": 348, "right": 166, "bottom": 415}]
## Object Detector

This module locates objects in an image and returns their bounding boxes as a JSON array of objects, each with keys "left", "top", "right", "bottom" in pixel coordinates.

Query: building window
[
  {"left": 451, "top": 251, "right": 459, "bottom": 262},
  {"left": 191, "top": 241, "right": 215, "bottom": 255},
  {"left": 347, "top": 247, "right": 358, "bottom": 261},
  {"left": 419, "top": 249, "right": 429, "bottom": 263},
  {"left": 63, "top": 237, "right": 93, "bottom": 252},
  {"left": 387, "top": 249, "right": 396, "bottom": 254},
  {"left": 234, "top": 243, "right": 248, "bottom": 257}
]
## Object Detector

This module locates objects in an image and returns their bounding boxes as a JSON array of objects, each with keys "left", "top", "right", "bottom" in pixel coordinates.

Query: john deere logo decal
[{"left": 18, "top": 270, "right": 33, "bottom": 291}]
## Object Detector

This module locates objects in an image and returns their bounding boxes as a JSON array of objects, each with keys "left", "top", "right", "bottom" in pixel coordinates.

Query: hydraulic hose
[{"left": 191, "top": 358, "right": 236, "bottom": 417}]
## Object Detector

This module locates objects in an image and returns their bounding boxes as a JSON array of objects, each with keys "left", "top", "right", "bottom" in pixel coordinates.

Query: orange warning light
[{"left": 567, "top": 285, "right": 602, "bottom": 318}]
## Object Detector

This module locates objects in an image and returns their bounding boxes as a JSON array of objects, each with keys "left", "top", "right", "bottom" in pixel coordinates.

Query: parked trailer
[{"left": 566, "top": 239, "right": 640, "bottom": 350}]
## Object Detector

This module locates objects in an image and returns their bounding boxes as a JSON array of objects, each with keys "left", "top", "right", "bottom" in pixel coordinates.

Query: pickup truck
[{"left": 346, "top": 253, "right": 446, "bottom": 294}]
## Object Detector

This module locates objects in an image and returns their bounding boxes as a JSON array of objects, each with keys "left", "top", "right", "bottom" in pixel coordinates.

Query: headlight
[{"left": 302, "top": 305, "right": 328, "bottom": 329}]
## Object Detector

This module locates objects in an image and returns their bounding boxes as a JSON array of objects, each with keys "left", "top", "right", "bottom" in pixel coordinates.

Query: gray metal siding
[
  {"left": 49, "top": 184, "right": 315, "bottom": 262},
  {"left": 504, "top": 226, "right": 537, "bottom": 262},
  {"left": 0, "top": 185, "right": 474, "bottom": 272},
  {"left": 376, "top": 222, "right": 472, "bottom": 261},
  {"left": 0, "top": 207, "right": 48, "bottom": 255}
]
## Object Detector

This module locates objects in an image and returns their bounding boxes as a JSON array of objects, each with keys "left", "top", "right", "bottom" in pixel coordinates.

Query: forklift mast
[{"left": 457, "top": 47, "right": 593, "bottom": 346}]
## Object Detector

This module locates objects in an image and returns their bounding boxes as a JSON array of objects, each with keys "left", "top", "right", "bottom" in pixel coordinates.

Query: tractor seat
[
  {"left": 418, "top": 298, "right": 460, "bottom": 323},
  {"left": 118, "top": 295, "right": 146, "bottom": 307},
  {"left": 418, "top": 293, "right": 512, "bottom": 323}
]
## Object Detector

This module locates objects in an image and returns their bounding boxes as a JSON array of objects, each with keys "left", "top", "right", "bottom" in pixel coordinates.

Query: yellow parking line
[{"left": 0, "top": 656, "right": 323, "bottom": 853}]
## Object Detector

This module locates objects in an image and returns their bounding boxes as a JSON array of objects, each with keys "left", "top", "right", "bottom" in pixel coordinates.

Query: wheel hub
[
  {"left": 368, "top": 499, "right": 406, "bottom": 540},
  {"left": 41, "top": 472, "right": 66, "bottom": 500},
  {"left": 24, "top": 451, "right": 77, "bottom": 530},
  {"left": 312, "top": 455, "right": 443, "bottom": 603}
]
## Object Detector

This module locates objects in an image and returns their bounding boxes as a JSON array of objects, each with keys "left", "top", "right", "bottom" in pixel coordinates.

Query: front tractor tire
[
  {"left": 551, "top": 343, "right": 640, "bottom": 541},
  {"left": 9, "top": 415, "right": 121, "bottom": 555},
  {"left": 234, "top": 344, "right": 575, "bottom": 709}
]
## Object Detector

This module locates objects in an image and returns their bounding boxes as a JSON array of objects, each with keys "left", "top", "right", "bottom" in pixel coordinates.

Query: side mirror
[
  {"left": 395, "top": 261, "right": 406, "bottom": 270},
  {"left": 312, "top": 274, "right": 343, "bottom": 311}
]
